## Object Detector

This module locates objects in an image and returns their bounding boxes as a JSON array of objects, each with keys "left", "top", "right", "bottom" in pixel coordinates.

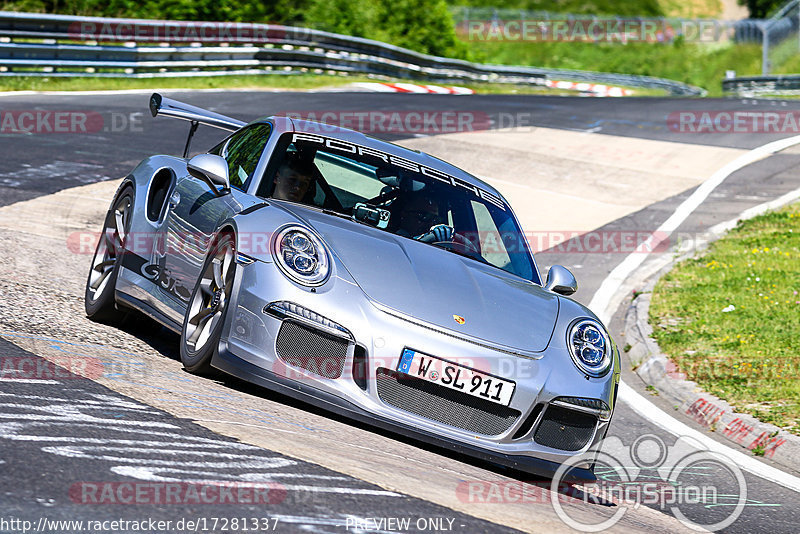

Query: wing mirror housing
[
  {"left": 187, "top": 154, "right": 230, "bottom": 195},
  {"left": 544, "top": 265, "right": 578, "bottom": 296}
]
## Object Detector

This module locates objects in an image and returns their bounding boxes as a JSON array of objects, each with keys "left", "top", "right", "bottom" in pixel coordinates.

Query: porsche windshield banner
[{"left": 291, "top": 133, "right": 506, "bottom": 210}]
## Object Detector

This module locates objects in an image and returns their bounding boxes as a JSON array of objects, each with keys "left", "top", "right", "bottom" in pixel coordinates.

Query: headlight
[
  {"left": 272, "top": 226, "right": 330, "bottom": 286},
  {"left": 567, "top": 319, "right": 612, "bottom": 377}
]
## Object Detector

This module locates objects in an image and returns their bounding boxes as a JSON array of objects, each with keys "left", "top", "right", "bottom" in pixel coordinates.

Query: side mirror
[
  {"left": 544, "top": 265, "right": 578, "bottom": 296},
  {"left": 187, "top": 154, "right": 230, "bottom": 194}
]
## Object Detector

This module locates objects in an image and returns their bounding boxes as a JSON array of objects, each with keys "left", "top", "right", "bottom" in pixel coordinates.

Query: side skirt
[{"left": 115, "top": 291, "right": 183, "bottom": 334}]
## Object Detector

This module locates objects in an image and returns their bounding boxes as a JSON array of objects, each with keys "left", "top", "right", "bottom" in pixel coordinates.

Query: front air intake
[
  {"left": 533, "top": 404, "right": 597, "bottom": 451},
  {"left": 275, "top": 321, "right": 348, "bottom": 379}
]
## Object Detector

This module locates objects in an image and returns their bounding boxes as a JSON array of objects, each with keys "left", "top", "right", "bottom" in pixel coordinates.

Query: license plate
[{"left": 396, "top": 348, "right": 515, "bottom": 406}]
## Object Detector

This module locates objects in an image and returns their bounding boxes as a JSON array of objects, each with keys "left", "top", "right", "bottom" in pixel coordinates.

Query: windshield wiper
[{"left": 321, "top": 208, "right": 352, "bottom": 220}]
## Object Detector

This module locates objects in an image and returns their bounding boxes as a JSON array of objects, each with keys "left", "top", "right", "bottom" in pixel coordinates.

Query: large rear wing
[{"left": 149, "top": 93, "right": 246, "bottom": 157}]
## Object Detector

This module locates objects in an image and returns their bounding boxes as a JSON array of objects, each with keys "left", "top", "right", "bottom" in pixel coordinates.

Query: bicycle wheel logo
[{"left": 551, "top": 434, "right": 747, "bottom": 532}]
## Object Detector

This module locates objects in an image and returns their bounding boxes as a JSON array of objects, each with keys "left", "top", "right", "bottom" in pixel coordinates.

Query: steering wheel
[{"left": 432, "top": 232, "right": 481, "bottom": 256}]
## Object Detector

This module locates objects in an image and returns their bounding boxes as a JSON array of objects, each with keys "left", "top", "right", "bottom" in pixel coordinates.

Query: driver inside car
[
  {"left": 392, "top": 192, "right": 454, "bottom": 243},
  {"left": 271, "top": 156, "right": 315, "bottom": 203}
]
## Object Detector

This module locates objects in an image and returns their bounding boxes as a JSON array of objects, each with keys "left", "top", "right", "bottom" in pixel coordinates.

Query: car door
[{"left": 160, "top": 123, "right": 273, "bottom": 307}]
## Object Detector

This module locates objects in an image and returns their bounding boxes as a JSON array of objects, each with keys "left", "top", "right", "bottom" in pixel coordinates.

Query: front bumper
[{"left": 216, "top": 259, "right": 619, "bottom": 479}]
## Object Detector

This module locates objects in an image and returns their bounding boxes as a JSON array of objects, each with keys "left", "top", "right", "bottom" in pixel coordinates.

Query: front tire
[
  {"left": 84, "top": 185, "right": 133, "bottom": 322},
  {"left": 180, "top": 231, "right": 236, "bottom": 375}
]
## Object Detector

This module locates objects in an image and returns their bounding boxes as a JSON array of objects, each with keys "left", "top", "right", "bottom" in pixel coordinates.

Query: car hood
[{"left": 281, "top": 205, "right": 558, "bottom": 353}]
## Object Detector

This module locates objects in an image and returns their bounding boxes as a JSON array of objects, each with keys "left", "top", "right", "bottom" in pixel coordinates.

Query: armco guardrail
[
  {"left": 0, "top": 11, "right": 705, "bottom": 96},
  {"left": 723, "top": 75, "right": 800, "bottom": 95}
]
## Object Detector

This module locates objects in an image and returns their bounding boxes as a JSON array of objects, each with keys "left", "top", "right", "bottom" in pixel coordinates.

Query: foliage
[
  {"left": 465, "top": 39, "right": 764, "bottom": 95},
  {"left": 0, "top": 0, "right": 310, "bottom": 23},
  {"left": 443, "top": 0, "right": 664, "bottom": 16},
  {"left": 305, "top": 0, "right": 468, "bottom": 57},
  {"left": 736, "top": 0, "right": 788, "bottom": 18},
  {"left": 304, "top": 0, "right": 377, "bottom": 38}
]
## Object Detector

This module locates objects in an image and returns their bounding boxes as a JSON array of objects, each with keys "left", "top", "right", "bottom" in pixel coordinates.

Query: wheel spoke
[
  {"left": 93, "top": 258, "right": 115, "bottom": 273},
  {"left": 103, "top": 227, "right": 116, "bottom": 250},
  {"left": 196, "top": 313, "right": 221, "bottom": 348},
  {"left": 222, "top": 246, "right": 235, "bottom": 286},
  {"left": 90, "top": 265, "right": 113, "bottom": 292},
  {"left": 212, "top": 258, "right": 224, "bottom": 289},
  {"left": 199, "top": 278, "right": 215, "bottom": 297},
  {"left": 114, "top": 209, "right": 126, "bottom": 245},
  {"left": 187, "top": 312, "right": 211, "bottom": 345},
  {"left": 189, "top": 307, "right": 215, "bottom": 326},
  {"left": 193, "top": 311, "right": 220, "bottom": 348}
]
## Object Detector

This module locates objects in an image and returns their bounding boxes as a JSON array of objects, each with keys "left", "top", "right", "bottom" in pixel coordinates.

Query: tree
[
  {"left": 738, "top": 0, "right": 786, "bottom": 18},
  {"left": 305, "top": 0, "right": 379, "bottom": 37},
  {"left": 377, "top": 0, "right": 467, "bottom": 57}
]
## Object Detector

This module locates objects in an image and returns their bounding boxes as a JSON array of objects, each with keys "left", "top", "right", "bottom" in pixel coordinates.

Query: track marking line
[
  {"left": 619, "top": 382, "right": 800, "bottom": 494},
  {"left": 588, "top": 134, "right": 800, "bottom": 493},
  {"left": 0, "top": 378, "right": 59, "bottom": 384},
  {"left": 589, "top": 133, "right": 800, "bottom": 323}
]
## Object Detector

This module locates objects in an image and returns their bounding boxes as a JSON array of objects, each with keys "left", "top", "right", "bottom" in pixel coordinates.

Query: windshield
[{"left": 256, "top": 132, "right": 537, "bottom": 282}]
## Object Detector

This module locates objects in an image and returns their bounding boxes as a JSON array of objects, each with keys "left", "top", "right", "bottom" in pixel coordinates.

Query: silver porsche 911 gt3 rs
[{"left": 85, "top": 93, "right": 620, "bottom": 481}]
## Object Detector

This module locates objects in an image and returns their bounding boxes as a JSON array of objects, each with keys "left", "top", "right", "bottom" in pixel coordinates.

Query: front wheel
[
  {"left": 84, "top": 185, "right": 133, "bottom": 322},
  {"left": 180, "top": 231, "right": 236, "bottom": 375}
]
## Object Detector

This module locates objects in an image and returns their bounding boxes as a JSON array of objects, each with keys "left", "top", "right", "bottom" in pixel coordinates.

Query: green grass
[
  {"left": 466, "top": 39, "right": 764, "bottom": 96},
  {"left": 649, "top": 202, "right": 800, "bottom": 434},
  {"left": 0, "top": 74, "right": 374, "bottom": 92},
  {"left": 0, "top": 72, "right": 667, "bottom": 96}
]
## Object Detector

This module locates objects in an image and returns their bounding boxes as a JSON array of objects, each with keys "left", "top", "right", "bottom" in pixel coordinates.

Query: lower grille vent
[
  {"left": 376, "top": 368, "right": 520, "bottom": 436},
  {"left": 533, "top": 405, "right": 597, "bottom": 451},
  {"left": 275, "top": 321, "right": 348, "bottom": 379}
]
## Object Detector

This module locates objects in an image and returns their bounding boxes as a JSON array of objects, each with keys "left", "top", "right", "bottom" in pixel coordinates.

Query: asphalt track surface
[{"left": 1, "top": 91, "right": 800, "bottom": 533}]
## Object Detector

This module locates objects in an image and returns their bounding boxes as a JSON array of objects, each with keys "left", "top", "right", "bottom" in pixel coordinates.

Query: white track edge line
[
  {"left": 588, "top": 135, "right": 800, "bottom": 493},
  {"left": 619, "top": 382, "right": 800, "bottom": 493},
  {"left": 589, "top": 133, "right": 800, "bottom": 323}
]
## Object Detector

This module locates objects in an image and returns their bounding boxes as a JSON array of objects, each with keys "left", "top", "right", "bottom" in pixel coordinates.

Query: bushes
[
  {"left": 0, "top": 0, "right": 306, "bottom": 22},
  {"left": 1, "top": 0, "right": 467, "bottom": 58},
  {"left": 442, "top": 0, "right": 664, "bottom": 16},
  {"left": 305, "top": 0, "right": 468, "bottom": 58}
]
